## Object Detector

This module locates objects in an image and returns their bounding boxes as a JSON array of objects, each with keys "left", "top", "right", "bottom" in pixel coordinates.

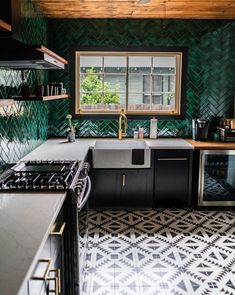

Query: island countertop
[{"left": 0, "top": 192, "right": 66, "bottom": 295}]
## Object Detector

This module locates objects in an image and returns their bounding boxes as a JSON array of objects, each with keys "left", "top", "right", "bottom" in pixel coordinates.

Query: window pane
[
  {"left": 152, "top": 93, "right": 175, "bottom": 111},
  {"left": 80, "top": 74, "right": 104, "bottom": 98},
  {"left": 153, "top": 56, "right": 176, "bottom": 74},
  {"left": 80, "top": 92, "right": 103, "bottom": 111},
  {"left": 129, "top": 75, "right": 151, "bottom": 93},
  {"left": 80, "top": 56, "right": 103, "bottom": 73},
  {"left": 129, "top": 56, "right": 151, "bottom": 73},
  {"left": 153, "top": 75, "right": 175, "bottom": 92},
  {"left": 103, "top": 92, "right": 126, "bottom": 111},
  {"left": 104, "top": 56, "right": 126, "bottom": 73},
  {"left": 104, "top": 75, "right": 126, "bottom": 94},
  {"left": 143, "top": 75, "right": 151, "bottom": 93},
  {"left": 163, "top": 93, "right": 175, "bottom": 107},
  {"left": 128, "top": 93, "right": 150, "bottom": 111},
  {"left": 128, "top": 75, "right": 143, "bottom": 93}
]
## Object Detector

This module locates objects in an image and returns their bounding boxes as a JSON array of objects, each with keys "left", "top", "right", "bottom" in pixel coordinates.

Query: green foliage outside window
[{"left": 81, "top": 68, "right": 120, "bottom": 104}]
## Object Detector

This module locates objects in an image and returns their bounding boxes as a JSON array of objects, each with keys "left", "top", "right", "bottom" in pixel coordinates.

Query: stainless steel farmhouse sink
[{"left": 92, "top": 140, "right": 151, "bottom": 168}]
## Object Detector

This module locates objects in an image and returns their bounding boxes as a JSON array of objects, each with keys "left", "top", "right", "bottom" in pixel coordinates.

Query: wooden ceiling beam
[{"left": 33, "top": 0, "right": 235, "bottom": 19}]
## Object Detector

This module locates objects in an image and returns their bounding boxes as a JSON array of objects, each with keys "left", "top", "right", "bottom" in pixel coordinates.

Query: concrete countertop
[
  {"left": 22, "top": 138, "right": 194, "bottom": 162},
  {"left": 0, "top": 192, "right": 66, "bottom": 295},
  {"left": 146, "top": 138, "right": 194, "bottom": 149},
  {"left": 22, "top": 138, "right": 96, "bottom": 161}
]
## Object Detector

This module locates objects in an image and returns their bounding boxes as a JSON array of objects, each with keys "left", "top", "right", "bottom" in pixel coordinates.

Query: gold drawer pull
[
  {"left": 32, "top": 258, "right": 51, "bottom": 280},
  {"left": 48, "top": 268, "right": 61, "bottom": 294},
  {"left": 50, "top": 222, "right": 66, "bottom": 236},
  {"left": 122, "top": 174, "right": 126, "bottom": 187},
  {"left": 47, "top": 276, "right": 59, "bottom": 295}
]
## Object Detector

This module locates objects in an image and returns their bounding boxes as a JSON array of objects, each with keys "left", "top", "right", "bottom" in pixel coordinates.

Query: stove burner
[{"left": 0, "top": 160, "right": 83, "bottom": 191}]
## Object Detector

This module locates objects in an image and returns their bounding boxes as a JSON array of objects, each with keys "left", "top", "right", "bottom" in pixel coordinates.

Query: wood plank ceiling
[{"left": 32, "top": 0, "right": 235, "bottom": 19}]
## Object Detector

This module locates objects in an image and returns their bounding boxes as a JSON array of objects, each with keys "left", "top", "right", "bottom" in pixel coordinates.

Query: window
[{"left": 75, "top": 50, "right": 185, "bottom": 117}]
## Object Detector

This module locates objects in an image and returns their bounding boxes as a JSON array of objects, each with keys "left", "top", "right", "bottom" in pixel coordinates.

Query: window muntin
[{"left": 76, "top": 52, "right": 182, "bottom": 115}]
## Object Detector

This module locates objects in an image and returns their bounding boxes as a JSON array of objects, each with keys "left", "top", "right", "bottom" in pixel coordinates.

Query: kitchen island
[{"left": 0, "top": 192, "right": 66, "bottom": 295}]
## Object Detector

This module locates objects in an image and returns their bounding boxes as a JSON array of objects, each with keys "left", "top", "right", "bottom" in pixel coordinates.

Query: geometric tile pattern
[
  {"left": 48, "top": 20, "right": 235, "bottom": 137},
  {"left": 0, "top": 0, "right": 48, "bottom": 172},
  {"left": 79, "top": 209, "right": 235, "bottom": 295}
]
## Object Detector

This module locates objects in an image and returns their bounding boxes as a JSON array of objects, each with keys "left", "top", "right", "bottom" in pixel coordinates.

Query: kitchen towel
[{"left": 132, "top": 149, "right": 145, "bottom": 165}]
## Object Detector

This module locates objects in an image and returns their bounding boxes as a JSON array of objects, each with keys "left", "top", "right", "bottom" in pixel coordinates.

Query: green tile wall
[
  {"left": 47, "top": 19, "right": 235, "bottom": 138},
  {"left": 0, "top": 0, "right": 48, "bottom": 171}
]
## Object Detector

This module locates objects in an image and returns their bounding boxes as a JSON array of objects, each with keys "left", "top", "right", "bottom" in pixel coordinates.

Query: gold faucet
[{"left": 118, "top": 109, "right": 128, "bottom": 140}]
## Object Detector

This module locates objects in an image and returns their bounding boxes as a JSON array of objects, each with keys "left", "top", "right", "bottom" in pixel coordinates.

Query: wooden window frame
[{"left": 71, "top": 46, "right": 188, "bottom": 120}]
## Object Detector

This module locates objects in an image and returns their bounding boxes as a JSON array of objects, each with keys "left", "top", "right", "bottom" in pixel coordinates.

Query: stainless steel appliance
[
  {"left": 217, "top": 127, "right": 235, "bottom": 142},
  {"left": 198, "top": 150, "right": 235, "bottom": 206},
  {"left": 0, "top": 0, "right": 66, "bottom": 70},
  {"left": 0, "top": 160, "right": 91, "bottom": 295},
  {"left": 192, "top": 119, "right": 210, "bottom": 141}
]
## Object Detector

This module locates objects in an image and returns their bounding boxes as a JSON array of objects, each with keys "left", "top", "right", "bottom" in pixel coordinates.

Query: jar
[{"left": 138, "top": 128, "right": 144, "bottom": 139}]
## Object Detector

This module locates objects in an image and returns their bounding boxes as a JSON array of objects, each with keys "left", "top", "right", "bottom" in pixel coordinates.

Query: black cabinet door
[
  {"left": 154, "top": 150, "right": 191, "bottom": 206},
  {"left": 90, "top": 169, "right": 121, "bottom": 207},
  {"left": 90, "top": 169, "right": 153, "bottom": 208},
  {"left": 121, "top": 169, "right": 152, "bottom": 207}
]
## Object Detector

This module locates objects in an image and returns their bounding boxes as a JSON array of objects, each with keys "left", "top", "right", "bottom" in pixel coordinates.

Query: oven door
[{"left": 198, "top": 150, "right": 235, "bottom": 206}]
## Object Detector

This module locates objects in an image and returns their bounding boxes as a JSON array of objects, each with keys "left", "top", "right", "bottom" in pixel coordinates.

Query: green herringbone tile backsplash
[
  {"left": 0, "top": 0, "right": 48, "bottom": 171},
  {"left": 47, "top": 19, "right": 235, "bottom": 138},
  {"left": 1, "top": 16, "right": 235, "bottom": 171}
]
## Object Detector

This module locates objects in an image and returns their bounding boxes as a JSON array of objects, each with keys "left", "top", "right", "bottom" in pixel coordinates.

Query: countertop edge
[
  {"left": 186, "top": 139, "right": 235, "bottom": 149},
  {"left": 17, "top": 192, "right": 66, "bottom": 295}
]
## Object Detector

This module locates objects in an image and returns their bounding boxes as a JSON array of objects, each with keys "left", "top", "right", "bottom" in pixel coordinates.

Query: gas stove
[
  {"left": 0, "top": 160, "right": 91, "bottom": 295},
  {"left": 0, "top": 160, "right": 90, "bottom": 200}
]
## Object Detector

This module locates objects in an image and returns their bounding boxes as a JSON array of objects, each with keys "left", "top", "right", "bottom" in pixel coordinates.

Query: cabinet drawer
[
  {"left": 40, "top": 236, "right": 51, "bottom": 258},
  {"left": 19, "top": 280, "right": 29, "bottom": 295},
  {"left": 29, "top": 258, "right": 51, "bottom": 295},
  {"left": 50, "top": 210, "right": 65, "bottom": 262},
  {"left": 155, "top": 150, "right": 189, "bottom": 158}
]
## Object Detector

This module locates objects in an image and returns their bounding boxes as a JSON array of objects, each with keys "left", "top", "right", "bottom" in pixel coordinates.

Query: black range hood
[
  {"left": 0, "top": 37, "right": 67, "bottom": 70},
  {"left": 0, "top": 0, "right": 67, "bottom": 70}
]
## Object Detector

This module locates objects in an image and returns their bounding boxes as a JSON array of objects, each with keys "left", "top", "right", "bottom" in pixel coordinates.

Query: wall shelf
[
  {"left": 0, "top": 99, "right": 14, "bottom": 107},
  {"left": 11, "top": 95, "right": 69, "bottom": 101},
  {"left": 0, "top": 19, "right": 12, "bottom": 32}
]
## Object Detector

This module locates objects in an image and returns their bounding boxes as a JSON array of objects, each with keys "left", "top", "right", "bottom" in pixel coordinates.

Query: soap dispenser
[{"left": 150, "top": 117, "right": 158, "bottom": 139}]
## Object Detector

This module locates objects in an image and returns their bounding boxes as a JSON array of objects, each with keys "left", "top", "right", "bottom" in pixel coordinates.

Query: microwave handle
[{"left": 78, "top": 176, "right": 91, "bottom": 211}]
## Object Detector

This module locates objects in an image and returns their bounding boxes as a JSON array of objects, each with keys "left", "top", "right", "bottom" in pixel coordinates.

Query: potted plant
[{"left": 66, "top": 114, "right": 77, "bottom": 142}]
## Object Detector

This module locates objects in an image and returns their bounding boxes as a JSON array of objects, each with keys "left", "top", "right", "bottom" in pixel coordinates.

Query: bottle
[
  {"left": 138, "top": 128, "right": 144, "bottom": 139},
  {"left": 133, "top": 130, "right": 139, "bottom": 139},
  {"left": 150, "top": 117, "right": 158, "bottom": 139}
]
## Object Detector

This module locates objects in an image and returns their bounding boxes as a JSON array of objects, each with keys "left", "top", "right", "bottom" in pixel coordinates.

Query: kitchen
[{"left": 0, "top": 0, "right": 235, "bottom": 294}]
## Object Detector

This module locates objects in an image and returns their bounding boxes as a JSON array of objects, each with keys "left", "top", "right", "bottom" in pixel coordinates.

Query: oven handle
[{"left": 78, "top": 176, "right": 91, "bottom": 211}]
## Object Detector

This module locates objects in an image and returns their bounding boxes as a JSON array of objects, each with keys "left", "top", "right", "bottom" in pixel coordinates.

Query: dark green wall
[
  {"left": 48, "top": 19, "right": 235, "bottom": 138},
  {"left": 0, "top": 0, "right": 48, "bottom": 171}
]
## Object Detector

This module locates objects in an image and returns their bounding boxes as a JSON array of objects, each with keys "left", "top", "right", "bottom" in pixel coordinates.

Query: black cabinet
[
  {"left": 153, "top": 150, "right": 192, "bottom": 206},
  {"left": 28, "top": 201, "right": 68, "bottom": 295},
  {"left": 90, "top": 168, "right": 152, "bottom": 208},
  {"left": 121, "top": 169, "right": 152, "bottom": 206},
  {"left": 90, "top": 169, "right": 121, "bottom": 207}
]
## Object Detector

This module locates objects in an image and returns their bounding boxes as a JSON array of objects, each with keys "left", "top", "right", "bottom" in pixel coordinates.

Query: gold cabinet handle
[
  {"left": 47, "top": 276, "right": 59, "bottom": 295},
  {"left": 47, "top": 268, "right": 61, "bottom": 294},
  {"left": 122, "top": 174, "right": 126, "bottom": 187},
  {"left": 32, "top": 258, "right": 52, "bottom": 280},
  {"left": 50, "top": 222, "right": 66, "bottom": 236}
]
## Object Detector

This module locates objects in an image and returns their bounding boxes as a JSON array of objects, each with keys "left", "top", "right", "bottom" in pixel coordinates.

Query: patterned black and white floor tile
[{"left": 79, "top": 209, "right": 235, "bottom": 295}]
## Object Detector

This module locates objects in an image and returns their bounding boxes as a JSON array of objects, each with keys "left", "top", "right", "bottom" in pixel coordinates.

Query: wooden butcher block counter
[{"left": 186, "top": 139, "right": 235, "bottom": 149}]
